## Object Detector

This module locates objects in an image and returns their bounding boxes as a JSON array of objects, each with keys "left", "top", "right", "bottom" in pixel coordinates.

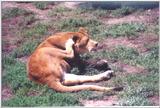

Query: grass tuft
[
  {"left": 2, "top": 7, "right": 32, "bottom": 19},
  {"left": 11, "top": 39, "right": 41, "bottom": 58},
  {"left": 56, "top": 18, "right": 102, "bottom": 31},
  {"left": 111, "top": 7, "right": 135, "bottom": 17},
  {"left": 33, "top": 2, "right": 54, "bottom": 10},
  {"left": 23, "top": 23, "right": 50, "bottom": 38},
  {"left": 103, "top": 23, "right": 146, "bottom": 38}
]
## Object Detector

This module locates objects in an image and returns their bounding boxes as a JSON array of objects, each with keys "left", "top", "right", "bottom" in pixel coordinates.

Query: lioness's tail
[{"left": 47, "top": 79, "right": 122, "bottom": 92}]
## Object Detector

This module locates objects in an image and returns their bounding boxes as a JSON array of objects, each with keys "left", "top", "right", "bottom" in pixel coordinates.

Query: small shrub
[
  {"left": 154, "top": 25, "right": 159, "bottom": 35},
  {"left": 22, "top": 15, "right": 37, "bottom": 25},
  {"left": 111, "top": 7, "right": 135, "bottom": 17},
  {"left": 2, "top": 7, "right": 32, "bottom": 19},
  {"left": 14, "top": 15, "right": 37, "bottom": 30},
  {"left": 33, "top": 2, "right": 49, "bottom": 10},
  {"left": 48, "top": 7, "right": 71, "bottom": 17},
  {"left": 93, "top": 9, "right": 110, "bottom": 18},
  {"left": 74, "top": 8, "right": 91, "bottom": 14},
  {"left": 146, "top": 24, "right": 159, "bottom": 35}
]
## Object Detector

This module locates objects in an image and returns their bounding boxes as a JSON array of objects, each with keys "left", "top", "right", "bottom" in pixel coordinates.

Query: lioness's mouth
[{"left": 89, "top": 46, "right": 98, "bottom": 52}]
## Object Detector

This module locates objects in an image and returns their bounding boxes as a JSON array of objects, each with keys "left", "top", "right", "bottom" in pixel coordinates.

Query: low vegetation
[
  {"left": 111, "top": 7, "right": 135, "bottom": 17},
  {"left": 33, "top": 2, "right": 55, "bottom": 10},
  {"left": 2, "top": 7, "right": 33, "bottom": 19},
  {"left": 102, "top": 23, "right": 146, "bottom": 38}
]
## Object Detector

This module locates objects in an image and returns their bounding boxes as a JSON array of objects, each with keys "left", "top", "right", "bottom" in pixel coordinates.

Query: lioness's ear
[{"left": 78, "top": 27, "right": 88, "bottom": 34}]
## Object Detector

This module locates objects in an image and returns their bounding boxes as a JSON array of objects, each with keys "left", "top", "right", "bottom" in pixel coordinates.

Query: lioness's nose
[{"left": 95, "top": 42, "right": 98, "bottom": 47}]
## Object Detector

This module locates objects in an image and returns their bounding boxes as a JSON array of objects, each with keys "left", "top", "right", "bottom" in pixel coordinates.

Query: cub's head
[{"left": 72, "top": 27, "right": 98, "bottom": 54}]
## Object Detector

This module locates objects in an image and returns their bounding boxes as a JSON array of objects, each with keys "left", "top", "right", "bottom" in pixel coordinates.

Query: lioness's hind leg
[{"left": 62, "top": 70, "right": 115, "bottom": 86}]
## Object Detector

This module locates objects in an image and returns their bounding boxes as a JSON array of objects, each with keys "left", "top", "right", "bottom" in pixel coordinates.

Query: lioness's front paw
[{"left": 65, "top": 38, "right": 74, "bottom": 52}]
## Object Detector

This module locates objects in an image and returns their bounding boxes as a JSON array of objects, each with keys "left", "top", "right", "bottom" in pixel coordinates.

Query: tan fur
[{"left": 27, "top": 27, "right": 118, "bottom": 92}]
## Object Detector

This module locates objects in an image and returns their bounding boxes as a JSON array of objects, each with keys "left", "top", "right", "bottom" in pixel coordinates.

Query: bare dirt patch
[
  {"left": 2, "top": 1, "right": 57, "bottom": 21},
  {"left": 2, "top": 17, "right": 22, "bottom": 53},
  {"left": 2, "top": 1, "right": 18, "bottom": 9},
  {"left": 97, "top": 33, "right": 158, "bottom": 53},
  {"left": 2, "top": 86, "right": 14, "bottom": 101},
  {"left": 149, "top": 95, "right": 160, "bottom": 106},
  {"left": 102, "top": 8, "right": 159, "bottom": 25},
  {"left": 112, "top": 61, "right": 146, "bottom": 74},
  {"left": 81, "top": 95, "right": 118, "bottom": 106}
]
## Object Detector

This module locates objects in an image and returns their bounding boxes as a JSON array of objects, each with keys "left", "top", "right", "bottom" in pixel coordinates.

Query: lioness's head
[{"left": 73, "top": 27, "right": 98, "bottom": 54}]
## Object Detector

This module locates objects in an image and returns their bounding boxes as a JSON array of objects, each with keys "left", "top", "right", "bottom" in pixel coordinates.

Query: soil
[
  {"left": 2, "top": 1, "right": 56, "bottom": 21},
  {"left": 81, "top": 95, "right": 119, "bottom": 106},
  {"left": 2, "top": 85, "right": 13, "bottom": 101},
  {"left": 112, "top": 61, "right": 146, "bottom": 74},
  {"left": 97, "top": 33, "right": 158, "bottom": 53},
  {"left": 149, "top": 96, "right": 160, "bottom": 106},
  {"left": 102, "top": 8, "right": 159, "bottom": 25}
]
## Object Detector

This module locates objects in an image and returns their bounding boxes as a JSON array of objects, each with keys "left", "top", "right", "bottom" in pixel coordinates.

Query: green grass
[
  {"left": 117, "top": 72, "right": 158, "bottom": 106},
  {"left": 135, "top": 44, "right": 159, "bottom": 72},
  {"left": 48, "top": 6, "right": 71, "bottom": 17},
  {"left": 54, "top": 18, "right": 107, "bottom": 41},
  {"left": 93, "top": 9, "right": 110, "bottom": 18},
  {"left": 86, "top": 46, "right": 139, "bottom": 63},
  {"left": 2, "top": 55, "right": 80, "bottom": 107},
  {"left": 88, "top": 45, "right": 158, "bottom": 71},
  {"left": 33, "top": 2, "right": 55, "bottom": 10},
  {"left": 146, "top": 24, "right": 159, "bottom": 35},
  {"left": 20, "top": 14, "right": 37, "bottom": 26},
  {"left": 11, "top": 39, "right": 41, "bottom": 58},
  {"left": 2, "top": 7, "right": 33, "bottom": 19},
  {"left": 84, "top": 44, "right": 159, "bottom": 106},
  {"left": 92, "top": 7, "right": 135, "bottom": 18},
  {"left": 56, "top": 18, "right": 102, "bottom": 30},
  {"left": 4, "top": 44, "right": 158, "bottom": 106},
  {"left": 23, "top": 23, "right": 50, "bottom": 38},
  {"left": 2, "top": 93, "right": 80, "bottom": 107},
  {"left": 102, "top": 23, "right": 146, "bottom": 38}
]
